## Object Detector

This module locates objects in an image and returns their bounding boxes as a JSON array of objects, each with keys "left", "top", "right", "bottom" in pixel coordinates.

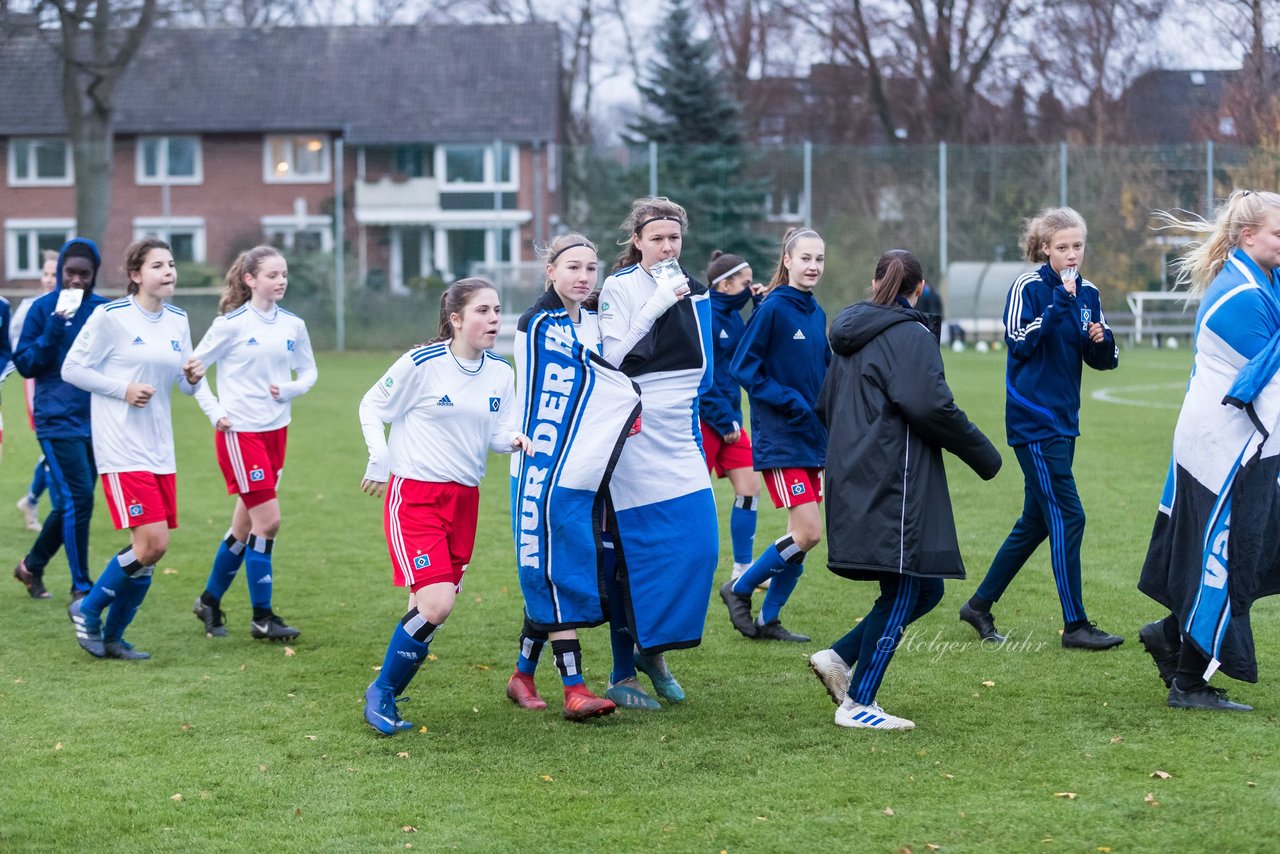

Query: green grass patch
[{"left": 1, "top": 347, "right": 1277, "bottom": 852}]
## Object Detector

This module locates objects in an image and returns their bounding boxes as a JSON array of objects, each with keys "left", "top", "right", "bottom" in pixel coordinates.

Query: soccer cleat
[
  {"left": 104, "top": 640, "right": 151, "bottom": 660},
  {"left": 562, "top": 684, "right": 617, "bottom": 721},
  {"left": 1061, "top": 622, "right": 1124, "bottom": 650},
  {"left": 17, "top": 496, "right": 41, "bottom": 532},
  {"left": 755, "top": 619, "right": 810, "bottom": 643},
  {"left": 363, "top": 682, "right": 414, "bottom": 735},
  {"left": 634, "top": 650, "right": 685, "bottom": 702},
  {"left": 719, "top": 581, "right": 758, "bottom": 638},
  {"left": 809, "top": 648, "right": 853, "bottom": 705},
  {"left": 958, "top": 601, "right": 1005, "bottom": 643},
  {"left": 834, "top": 697, "right": 915, "bottom": 730},
  {"left": 506, "top": 671, "right": 548, "bottom": 710},
  {"left": 68, "top": 598, "right": 106, "bottom": 658},
  {"left": 250, "top": 613, "right": 300, "bottom": 641},
  {"left": 604, "top": 677, "right": 662, "bottom": 711},
  {"left": 69, "top": 586, "right": 90, "bottom": 604},
  {"left": 1168, "top": 682, "right": 1252, "bottom": 712},
  {"left": 193, "top": 596, "right": 228, "bottom": 638},
  {"left": 14, "top": 559, "right": 50, "bottom": 599},
  {"left": 1138, "top": 620, "right": 1179, "bottom": 687}
]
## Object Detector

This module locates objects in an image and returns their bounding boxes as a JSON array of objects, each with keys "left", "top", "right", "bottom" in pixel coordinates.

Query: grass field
[{"left": 2, "top": 346, "right": 1278, "bottom": 852}]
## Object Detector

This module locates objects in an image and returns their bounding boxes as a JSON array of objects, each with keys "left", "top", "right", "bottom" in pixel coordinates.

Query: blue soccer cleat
[
  {"left": 364, "top": 682, "right": 413, "bottom": 736},
  {"left": 68, "top": 597, "right": 106, "bottom": 658},
  {"left": 634, "top": 650, "right": 685, "bottom": 703}
]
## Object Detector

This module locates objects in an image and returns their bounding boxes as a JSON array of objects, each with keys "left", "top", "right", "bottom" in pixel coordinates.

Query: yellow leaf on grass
[
  {"left": 162, "top": 567, "right": 178, "bottom": 575},
  {"left": 397, "top": 752, "right": 410, "bottom": 759},
  {"left": 1144, "top": 793, "right": 1159, "bottom": 807},
  {"left": 540, "top": 775, "right": 553, "bottom": 782},
  {"left": 472, "top": 664, "right": 490, "bottom": 671},
  {"left": 883, "top": 806, "right": 895, "bottom": 816},
  {"left": 170, "top": 793, "right": 184, "bottom": 801},
  {"left": 15, "top": 678, "right": 26, "bottom": 684},
  {"left": 941, "top": 773, "right": 954, "bottom": 779},
  {"left": 54, "top": 742, "right": 63, "bottom": 750},
  {"left": 754, "top": 816, "right": 767, "bottom": 821},
  {"left": 1098, "top": 848, "right": 1112, "bottom": 852},
  {"left": 473, "top": 595, "right": 483, "bottom": 603},
  {"left": 1053, "top": 792, "right": 1077, "bottom": 800},
  {"left": 258, "top": 765, "right": 267, "bottom": 772},
  {"left": 898, "top": 847, "right": 912, "bottom": 854},
  {"left": 295, "top": 808, "right": 302, "bottom": 817},
  {"left": 372, "top": 665, "right": 383, "bottom": 671},
  {"left": 1110, "top": 736, "right": 1123, "bottom": 744},
  {"left": 927, "top": 846, "right": 941, "bottom": 852},
  {"left": 427, "top": 654, "right": 438, "bottom": 662},
  {"left": 1248, "top": 781, "right": 1257, "bottom": 787},
  {"left": 181, "top": 722, "right": 192, "bottom": 731},
  {"left": 981, "top": 680, "right": 995, "bottom": 687},
  {"left": 304, "top": 735, "right": 317, "bottom": 741},
  {"left": 401, "top": 826, "right": 417, "bottom": 833},
  {"left": 1150, "top": 770, "right": 1171, "bottom": 779},
  {"left": 418, "top": 726, "right": 428, "bottom": 734},
  {"left": 284, "top": 646, "right": 296, "bottom": 657}
]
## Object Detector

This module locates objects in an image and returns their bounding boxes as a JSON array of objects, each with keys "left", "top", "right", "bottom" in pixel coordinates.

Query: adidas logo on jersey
[
  {"left": 719, "top": 329, "right": 729, "bottom": 339},
  {"left": 793, "top": 329, "right": 806, "bottom": 340},
  {"left": 247, "top": 337, "right": 260, "bottom": 346},
  {"left": 132, "top": 336, "right": 145, "bottom": 345},
  {"left": 437, "top": 395, "right": 454, "bottom": 407}
]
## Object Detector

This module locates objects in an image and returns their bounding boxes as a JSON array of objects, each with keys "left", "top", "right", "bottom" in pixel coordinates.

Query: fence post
[
  {"left": 939, "top": 142, "right": 948, "bottom": 280},
  {"left": 1059, "top": 141, "right": 1068, "bottom": 207},
  {"left": 802, "top": 140, "right": 813, "bottom": 227},
  {"left": 648, "top": 141, "right": 658, "bottom": 197},
  {"left": 334, "top": 135, "right": 346, "bottom": 353},
  {"left": 1205, "top": 140, "right": 1214, "bottom": 216}
]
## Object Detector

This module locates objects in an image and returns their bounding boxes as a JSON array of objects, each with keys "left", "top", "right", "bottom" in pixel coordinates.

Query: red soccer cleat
[
  {"left": 562, "top": 683, "right": 617, "bottom": 722},
  {"left": 506, "top": 671, "right": 548, "bottom": 710}
]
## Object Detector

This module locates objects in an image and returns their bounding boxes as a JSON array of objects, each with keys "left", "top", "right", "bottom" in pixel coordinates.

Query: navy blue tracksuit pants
[
  {"left": 24, "top": 436, "right": 95, "bottom": 593},
  {"left": 832, "top": 575, "right": 945, "bottom": 706},
  {"left": 976, "top": 436, "right": 1087, "bottom": 625}
]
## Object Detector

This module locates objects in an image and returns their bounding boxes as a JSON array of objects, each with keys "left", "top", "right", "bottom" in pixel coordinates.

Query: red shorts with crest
[
  {"left": 763, "top": 467, "right": 823, "bottom": 509},
  {"left": 215, "top": 428, "right": 287, "bottom": 509},
  {"left": 699, "top": 419, "right": 754, "bottom": 478},
  {"left": 383, "top": 476, "right": 479, "bottom": 591},
  {"left": 101, "top": 471, "right": 178, "bottom": 529}
]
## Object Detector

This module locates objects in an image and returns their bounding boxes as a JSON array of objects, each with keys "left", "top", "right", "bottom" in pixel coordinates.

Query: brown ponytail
[
  {"left": 219, "top": 245, "right": 283, "bottom": 314},
  {"left": 767, "top": 227, "right": 823, "bottom": 291},
  {"left": 871, "top": 249, "right": 924, "bottom": 306},
  {"left": 427, "top": 277, "right": 499, "bottom": 344},
  {"left": 615, "top": 196, "right": 688, "bottom": 270}
]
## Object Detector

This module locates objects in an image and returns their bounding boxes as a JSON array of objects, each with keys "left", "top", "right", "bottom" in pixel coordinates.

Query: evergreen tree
[{"left": 628, "top": 0, "right": 771, "bottom": 277}]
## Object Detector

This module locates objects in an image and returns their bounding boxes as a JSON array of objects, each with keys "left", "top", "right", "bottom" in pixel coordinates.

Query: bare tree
[
  {"left": 796, "top": 0, "right": 1028, "bottom": 142},
  {"left": 694, "top": 0, "right": 797, "bottom": 103},
  {"left": 37, "top": 0, "right": 159, "bottom": 244}
]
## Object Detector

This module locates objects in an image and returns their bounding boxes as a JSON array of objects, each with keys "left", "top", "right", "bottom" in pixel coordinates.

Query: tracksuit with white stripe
[{"left": 974, "top": 263, "right": 1118, "bottom": 626}]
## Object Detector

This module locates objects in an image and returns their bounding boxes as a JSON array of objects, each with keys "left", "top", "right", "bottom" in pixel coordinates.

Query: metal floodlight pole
[
  {"left": 334, "top": 134, "right": 346, "bottom": 353},
  {"left": 1205, "top": 140, "right": 1214, "bottom": 217},
  {"left": 649, "top": 141, "right": 658, "bottom": 197},
  {"left": 1059, "top": 142, "right": 1068, "bottom": 207},
  {"left": 802, "top": 141, "right": 813, "bottom": 227},
  {"left": 939, "top": 142, "right": 948, "bottom": 279}
]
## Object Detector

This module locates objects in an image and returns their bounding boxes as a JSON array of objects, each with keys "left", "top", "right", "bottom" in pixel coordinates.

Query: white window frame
[
  {"left": 433, "top": 225, "right": 522, "bottom": 279},
  {"left": 132, "top": 216, "right": 207, "bottom": 263},
  {"left": 261, "top": 214, "right": 334, "bottom": 252},
  {"left": 263, "top": 134, "right": 332, "bottom": 184},
  {"left": 7, "top": 137, "right": 74, "bottom": 187},
  {"left": 435, "top": 143, "right": 519, "bottom": 190},
  {"left": 136, "top": 136, "right": 203, "bottom": 186},
  {"left": 4, "top": 218, "right": 76, "bottom": 279}
]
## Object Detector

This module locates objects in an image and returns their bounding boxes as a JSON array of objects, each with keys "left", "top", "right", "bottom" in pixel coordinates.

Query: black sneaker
[
  {"left": 251, "top": 613, "right": 300, "bottom": 641},
  {"left": 755, "top": 619, "right": 810, "bottom": 643},
  {"left": 959, "top": 601, "right": 1005, "bottom": 643},
  {"left": 104, "top": 640, "right": 151, "bottom": 660},
  {"left": 719, "top": 581, "right": 758, "bottom": 638},
  {"left": 1138, "top": 620, "right": 1179, "bottom": 687},
  {"left": 193, "top": 596, "right": 228, "bottom": 638},
  {"left": 1168, "top": 682, "right": 1252, "bottom": 712},
  {"left": 14, "top": 560, "right": 50, "bottom": 599},
  {"left": 1062, "top": 622, "right": 1124, "bottom": 650}
]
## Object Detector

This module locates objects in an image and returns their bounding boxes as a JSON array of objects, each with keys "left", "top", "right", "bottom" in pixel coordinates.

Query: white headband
[{"left": 711, "top": 261, "right": 748, "bottom": 285}]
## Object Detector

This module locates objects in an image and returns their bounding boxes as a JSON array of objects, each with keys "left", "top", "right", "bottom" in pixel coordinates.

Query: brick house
[{"left": 0, "top": 23, "right": 561, "bottom": 292}]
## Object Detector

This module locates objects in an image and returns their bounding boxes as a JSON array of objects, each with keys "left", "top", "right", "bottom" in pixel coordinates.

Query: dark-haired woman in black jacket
[{"left": 811, "top": 250, "right": 1002, "bottom": 730}]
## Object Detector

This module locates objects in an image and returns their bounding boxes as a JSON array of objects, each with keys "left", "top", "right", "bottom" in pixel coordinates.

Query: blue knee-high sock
[
  {"left": 204, "top": 530, "right": 246, "bottom": 602},
  {"left": 516, "top": 616, "right": 547, "bottom": 675},
  {"left": 601, "top": 540, "right": 636, "bottom": 683},
  {"left": 375, "top": 609, "right": 437, "bottom": 695},
  {"left": 103, "top": 564, "right": 153, "bottom": 643},
  {"left": 733, "top": 535, "right": 803, "bottom": 594},
  {"left": 80, "top": 549, "right": 142, "bottom": 634},
  {"left": 759, "top": 560, "right": 805, "bottom": 624},
  {"left": 244, "top": 534, "right": 274, "bottom": 612},
  {"left": 730, "top": 495, "right": 758, "bottom": 566}
]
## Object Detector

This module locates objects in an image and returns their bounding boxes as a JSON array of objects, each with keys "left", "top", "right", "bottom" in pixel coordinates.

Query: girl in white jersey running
[
  {"left": 65, "top": 237, "right": 206, "bottom": 659},
  {"left": 359, "top": 278, "right": 531, "bottom": 736},
  {"left": 192, "top": 246, "right": 318, "bottom": 642}
]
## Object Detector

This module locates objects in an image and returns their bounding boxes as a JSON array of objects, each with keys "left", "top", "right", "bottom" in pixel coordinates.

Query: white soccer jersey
[
  {"left": 359, "top": 343, "right": 518, "bottom": 487},
  {"left": 61, "top": 296, "right": 198, "bottom": 474},
  {"left": 192, "top": 303, "right": 317, "bottom": 431}
]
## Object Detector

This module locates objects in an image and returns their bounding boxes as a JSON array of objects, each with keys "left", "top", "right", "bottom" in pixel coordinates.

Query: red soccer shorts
[
  {"left": 102, "top": 471, "right": 178, "bottom": 530},
  {"left": 216, "top": 427, "right": 287, "bottom": 508},
  {"left": 383, "top": 476, "right": 479, "bottom": 591},
  {"left": 700, "top": 419, "right": 754, "bottom": 478},
  {"left": 764, "top": 467, "right": 823, "bottom": 509}
]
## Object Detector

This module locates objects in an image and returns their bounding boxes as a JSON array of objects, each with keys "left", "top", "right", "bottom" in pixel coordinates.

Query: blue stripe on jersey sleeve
[
  {"left": 410, "top": 344, "right": 448, "bottom": 365},
  {"left": 226, "top": 305, "right": 250, "bottom": 320},
  {"left": 104, "top": 300, "right": 130, "bottom": 312},
  {"left": 278, "top": 307, "right": 299, "bottom": 318},
  {"left": 163, "top": 303, "right": 186, "bottom": 316}
]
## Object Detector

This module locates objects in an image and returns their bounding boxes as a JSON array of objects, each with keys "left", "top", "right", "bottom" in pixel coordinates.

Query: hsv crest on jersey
[
  {"left": 128, "top": 502, "right": 144, "bottom": 517},
  {"left": 489, "top": 396, "right": 501, "bottom": 412},
  {"left": 249, "top": 466, "right": 266, "bottom": 482},
  {"left": 1080, "top": 307, "right": 1092, "bottom": 331},
  {"left": 287, "top": 339, "right": 295, "bottom": 351},
  {"left": 170, "top": 339, "right": 181, "bottom": 351},
  {"left": 790, "top": 482, "right": 806, "bottom": 496},
  {"left": 413, "top": 554, "right": 431, "bottom": 570},
  {"left": 793, "top": 329, "right": 806, "bottom": 340}
]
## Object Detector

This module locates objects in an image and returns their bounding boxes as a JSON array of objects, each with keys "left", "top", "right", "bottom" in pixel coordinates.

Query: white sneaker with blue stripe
[{"left": 834, "top": 697, "right": 915, "bottom": 730}]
